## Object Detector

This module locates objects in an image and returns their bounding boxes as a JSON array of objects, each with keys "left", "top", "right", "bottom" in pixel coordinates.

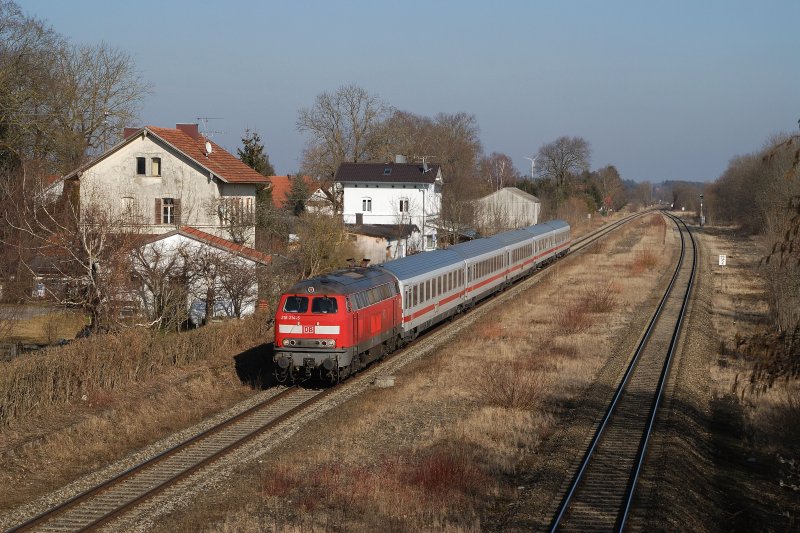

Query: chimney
[
  {"left": 176, "top": 123, "right": 200, "bottom": 139},
  {"left": 123, "top": 127, "right": 139, "bottom": 139},
  {"left": 395, "top": 154, "right": 407, "bottom": 164}
]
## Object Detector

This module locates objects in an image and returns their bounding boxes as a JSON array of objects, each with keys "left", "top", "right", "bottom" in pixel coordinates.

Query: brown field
[{"left": 0, "top": 306, "right": 87, "bottom": 344}]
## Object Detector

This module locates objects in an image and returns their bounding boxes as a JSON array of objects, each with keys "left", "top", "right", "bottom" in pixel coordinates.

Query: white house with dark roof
[
  {"left": 335, "top": 158, "right": 443, "bottom": 252},
  {"left": 54, "top": 123, "right": 269, "bottom": 246}
]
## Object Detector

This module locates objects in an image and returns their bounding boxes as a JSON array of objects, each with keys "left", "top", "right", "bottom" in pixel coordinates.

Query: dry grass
[
  {"left": 149, "top": 213, "right": 676, "bottom": 532},
  {"left": 0, "top": 316, "right": 270, "bottom": 427},
  {"left": 629, "top": 249, "right": 659, "bottom": 274},
  {"left": 582, "top": 281, "right": 619, "bottom": 313}
]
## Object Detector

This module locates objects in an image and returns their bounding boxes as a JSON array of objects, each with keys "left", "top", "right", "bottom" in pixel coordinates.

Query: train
[{"left": 273, "top": 220, "right": 571, "bottom": 383}]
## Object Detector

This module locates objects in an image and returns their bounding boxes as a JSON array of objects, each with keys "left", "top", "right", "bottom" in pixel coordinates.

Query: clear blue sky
[{"left": 18, "top": 0, "right": 800, "bottom": 182}]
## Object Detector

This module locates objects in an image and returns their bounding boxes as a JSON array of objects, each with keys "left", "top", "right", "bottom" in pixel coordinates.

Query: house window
[
  {"left": 399, "top": 198, "right": 409, "bottom": 213},
  {"left": 155, "top": 197, "right": 180, "bottom": 225},
  {"left": 136, "top": 157, "right": 146, "bottom": 175},
  {"left": 362, "top": 198, "right": 372, "bottom": 212},
  {"left": 151, "top": 157, "right": 161, "bottom": 176},
  {"left": 162, "top": 198, "right": 175, "bottom": 224}
]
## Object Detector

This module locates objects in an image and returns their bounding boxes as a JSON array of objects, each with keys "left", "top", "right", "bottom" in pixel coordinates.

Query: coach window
[
  {"left": 311, "top": 297, "right": 338, "bottom": 314},
  {"left": 413, "top": 285, "right": 418, "bottom": 306},
  {"left": 283, "top": 296, "right": 308, "bottom": 313}
]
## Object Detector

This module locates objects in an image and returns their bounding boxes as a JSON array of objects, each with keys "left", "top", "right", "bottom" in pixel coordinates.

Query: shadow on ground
[{"left": 234, "top": 342, "right": 277, "bottom": 389}]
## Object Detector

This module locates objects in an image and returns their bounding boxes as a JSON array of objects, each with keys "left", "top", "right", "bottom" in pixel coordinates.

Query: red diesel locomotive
[{"left": 273, "top": 267, "right": 403, "bottom": 382}]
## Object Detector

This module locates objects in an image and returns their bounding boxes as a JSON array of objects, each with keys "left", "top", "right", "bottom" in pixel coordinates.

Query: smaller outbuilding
[
  {"left": 474, "top": 187, "right": 541, "bottom": 236},
  {"left": 133, "top": 227, "right": 275, "bottom": 326}
]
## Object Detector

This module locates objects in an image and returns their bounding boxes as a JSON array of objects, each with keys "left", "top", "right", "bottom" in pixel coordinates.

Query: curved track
[
  {"left": 5, "top": 211, "right": 651, "bottom": 533},
  {"left": 549, "top": 213, "right": 697, "bottom": 532}
]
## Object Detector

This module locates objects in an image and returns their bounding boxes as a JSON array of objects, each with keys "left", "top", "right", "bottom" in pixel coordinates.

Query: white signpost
[{"left": 719, "top": 254, "right": 727, "bottom": 267}]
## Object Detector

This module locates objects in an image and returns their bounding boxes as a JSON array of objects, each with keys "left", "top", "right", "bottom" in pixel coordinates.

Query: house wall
[
  {"left": 348, "top": 233, "right": 412, "bottom": 265},
  {"left": 341, "top": 181, "right": 441, "bottom": 251},
  {"left": 475, "top": 189, "right": 540, "bottom": 235},
  {"left": 77, "top": 133, "right": 257, "bottom": 245}
]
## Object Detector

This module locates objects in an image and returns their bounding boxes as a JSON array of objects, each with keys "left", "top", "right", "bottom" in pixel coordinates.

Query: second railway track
[{"left": 549, "top": 212, "right": 697, "bottom": 532}]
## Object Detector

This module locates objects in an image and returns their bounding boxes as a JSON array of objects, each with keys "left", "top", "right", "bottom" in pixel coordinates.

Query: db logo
[{"left": 302, "top": 325, "right": 314, "bottom": 334}]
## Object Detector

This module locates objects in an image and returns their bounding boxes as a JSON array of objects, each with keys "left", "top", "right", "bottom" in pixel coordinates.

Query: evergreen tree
[
  {"left": 237, "top": 129, "right": 275, "bottom": 176},
  {"left": 286, "top": 174, "right": 309, "bottom": 216}
]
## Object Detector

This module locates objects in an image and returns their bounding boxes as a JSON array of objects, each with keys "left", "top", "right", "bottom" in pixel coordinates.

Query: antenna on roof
[
  {"left": 196, "top": 117, "right": 224, "bottom": 139},
  {"left": 415, "top": 155, "right": 434, "bottom": 172}
]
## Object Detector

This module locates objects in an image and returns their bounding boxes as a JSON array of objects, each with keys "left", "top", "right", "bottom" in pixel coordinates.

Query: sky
[{"left": 17, "top": 0, "right": 800, "bottom": 183}]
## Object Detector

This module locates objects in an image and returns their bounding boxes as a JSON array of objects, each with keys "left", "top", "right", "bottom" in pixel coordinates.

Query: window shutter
[
  {"left": 174, "top": 198, "right": 181, "bottom": 226},
  {"left": 154, "top": 198, "right": 161, "bottom": 224}
]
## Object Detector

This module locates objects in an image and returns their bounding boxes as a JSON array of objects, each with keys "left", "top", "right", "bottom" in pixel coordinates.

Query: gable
[{"left": 62, "top": 126, "right": 268, "bottom": 185}]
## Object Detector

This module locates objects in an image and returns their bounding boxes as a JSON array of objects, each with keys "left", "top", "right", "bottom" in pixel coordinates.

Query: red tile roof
[
  {"left": 268, "top": 175, "right": 316, "bottom": 208},
  {"left": 146, "top": 127, "right": 268, "bottom": 184},
  {"left": 177, "top": 227, "right": 273, "bottom": 264}
]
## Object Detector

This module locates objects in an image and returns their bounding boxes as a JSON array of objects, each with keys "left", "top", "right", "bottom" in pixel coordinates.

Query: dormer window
[{"left": 136, "top": 157, "right": 146, "bottom": 175}]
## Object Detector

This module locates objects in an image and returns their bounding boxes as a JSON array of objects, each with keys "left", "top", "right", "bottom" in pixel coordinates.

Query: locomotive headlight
[{"left": 282, "top": 339, "right": 290, "bottom": 347}]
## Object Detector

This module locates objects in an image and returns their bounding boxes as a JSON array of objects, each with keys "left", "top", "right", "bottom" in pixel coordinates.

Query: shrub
[
  {"left": 629, "top": 249, "right": 659, "bottom": 274},
  {"left": 476, "top": 361, "right": 542, "bottom": 410},
  {"left": 406, "top": 446, "right": 487, "bottom": 496},
  {"left": 582, "top": 281, "right": 618, "bottom": 313},
  {"left": 555, "top": 303, "right": 592, "bottom": 334}
]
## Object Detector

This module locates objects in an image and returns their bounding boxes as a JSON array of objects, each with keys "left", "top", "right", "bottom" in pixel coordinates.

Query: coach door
[{"left": 353, "top": 312, "right": 359, "bottom": 353}]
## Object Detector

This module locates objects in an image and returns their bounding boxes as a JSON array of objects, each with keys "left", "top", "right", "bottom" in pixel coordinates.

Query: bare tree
[
  {"left": 0, "top": 2, "right": 149, "bottom": 174},
  {"left": 479, "top": 152, "right": 519, "bottom": 191},
  {"left": 297, "top": 84, "right": 390, "bottom": 212},
  {"left": 536, "top": 136, "right": 591, "bottom": 190},
  {"left": 50, "top": 43, "right": 149, "bottom": 168},
  {"left": 205, "top": 197, "right": 255, "bottom": 245},
  {"left": 218, "top": 257, "right": 258, "bottom": 319},
  {"left": 130, "top": 240, "right": 191, "bottom": 330},
  {"left": 9, "top": 185, "right": 139, "bottom": 331},
  {"left": 291, "top": 212, "right": 356, "bottom": 278}
]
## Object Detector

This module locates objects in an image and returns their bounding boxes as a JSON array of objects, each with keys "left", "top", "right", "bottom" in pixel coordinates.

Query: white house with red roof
[{"left": 56, "top": 123, "right": 269, "bottom": 246}]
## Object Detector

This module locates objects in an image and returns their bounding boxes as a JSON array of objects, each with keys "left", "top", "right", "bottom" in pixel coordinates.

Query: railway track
[
  {"left": 4, "top": 211, "right": 652, "bottom": 533},
  {"left": 8, "top": 386, "right": 328, "bottom": 532},
  {"left": 549, "top": 212, "right": 697, "bottom": 532}
]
